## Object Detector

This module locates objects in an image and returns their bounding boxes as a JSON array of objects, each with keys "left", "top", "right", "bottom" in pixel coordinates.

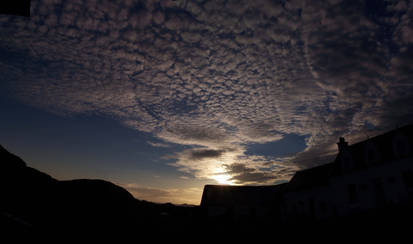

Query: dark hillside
[{"left": 0, "top": 145, "right": 199, "bottom": 240}]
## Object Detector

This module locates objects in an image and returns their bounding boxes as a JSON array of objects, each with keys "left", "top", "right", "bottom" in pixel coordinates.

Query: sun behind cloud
[
  {"left": 2, "top": 0, "right": 413, "bottom": 199},
  {"left": 212, "top": 173, "right": 233, "bottom": 185},
  {"left": 210, "top": 165, "right": 235, "bottom": 185}
]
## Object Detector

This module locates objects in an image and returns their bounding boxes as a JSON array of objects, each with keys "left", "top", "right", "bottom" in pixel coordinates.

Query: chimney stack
[{"left": 337, "top": 137, "right": 348, "bottom": 152}]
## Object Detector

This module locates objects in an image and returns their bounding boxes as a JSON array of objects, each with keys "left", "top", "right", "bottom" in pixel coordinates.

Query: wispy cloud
[
  {"left": 1, "top": 0, "right": 413, "bottom": 185},
  {"left": 147, "top": 141, "right": 171, "bottom": 148}
]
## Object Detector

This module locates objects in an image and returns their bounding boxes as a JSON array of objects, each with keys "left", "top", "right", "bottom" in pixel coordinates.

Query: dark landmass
[
  {"left": 1, "top": 143, "right": 413, "bottom": 241},
  {"left": 0, "top": 144, "right": 201, "bottom": 241},
  {"left": 0, "top": 0, "right": 31, "bottom": 17}
]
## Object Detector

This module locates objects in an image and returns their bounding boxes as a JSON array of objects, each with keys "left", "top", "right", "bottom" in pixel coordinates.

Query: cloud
[
  {"left": 189, "top": 149, "right": 226, "bottom": 161},
  {"left": 147, "top": 141, "right": 171, "bottom": 148},
  {"left": 166, "top": 143, "right": 299, "bottom": 185},
  {"left": 224, "top": 155, "right": 300, "bottom": 185},
  {"left": 225, "top": 163, "right": 276, "bottom": 185},
  {"left": 2, "top": 0, "right": 413, "bottom": 185},
  {"left": 156, "top": 122, "right": 232, "bottom": 147},
  {"left": 168, "top": 146, "right": 245, "bottom": 180}
]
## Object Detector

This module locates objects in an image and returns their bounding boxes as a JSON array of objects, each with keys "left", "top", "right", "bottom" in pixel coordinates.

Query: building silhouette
[
  {"left": 0, "top": 0, "right": 31, "bottom": 17},
  {"left": 201, "top": 184, "right": 286, "bottom": 221},
  {"left": 201, "top": 123, "right": 413, "bottom": 223}
]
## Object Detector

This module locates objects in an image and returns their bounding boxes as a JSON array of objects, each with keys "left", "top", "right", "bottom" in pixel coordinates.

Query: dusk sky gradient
[{"left": 1, "top": 0, "right": 413, "bottom": 204}]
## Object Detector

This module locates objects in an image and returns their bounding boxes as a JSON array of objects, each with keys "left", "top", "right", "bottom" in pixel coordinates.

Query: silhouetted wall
[{"left": 201, "top": 124, "right": 413, "bottom": 225}]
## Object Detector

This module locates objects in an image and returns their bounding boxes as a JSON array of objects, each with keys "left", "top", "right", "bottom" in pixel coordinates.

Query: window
[
  {"left": 373, "top": 178, "right": 385, "bottom": 205},
  {"left": 340, "top": 151, "right": 355, "bottom": 172},
  {"left": 309, "top": 198, "right": 315, "bottom": 217},
  {"left": 396, "top": 140, "right": 408, "bottom": 156},
  {"left": 388, "top": 177, "right": 396, "bottom": 184},
  {"left": 320, "top": 201, "right": 327, "bottom": 214},
  {"left": 368, "top": 149, "right": 379, "bottom": 163},
  {"left": 402, "top": 169, "right": 413, "bottom": 189},
  {"left": 393, "top": 134, "right": 410, "bottom": 158},
  {"left": 292, "top": 204, "right": 297, "bottom": 214},
  {"left": 365, "top": 142, "right": 380, "bottom": 165},
  {"left": 348, "top": 184, "right": 358, "bottom": 204}
]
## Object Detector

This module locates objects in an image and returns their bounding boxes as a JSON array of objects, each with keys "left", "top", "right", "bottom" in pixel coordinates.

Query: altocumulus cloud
[{"left": 2, "top": 0, "right": 413, "bottom": 184}]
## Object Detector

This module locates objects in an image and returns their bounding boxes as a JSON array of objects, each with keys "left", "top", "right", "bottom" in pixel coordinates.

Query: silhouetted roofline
[
  {"left": 0, "top": 1, "right": 31, "bottom": 17},
  {"left": 287, "top": 162, "right": 335, "bottom": 192},
  {"left": 288, "top": 123, "right": 413, "bottom": 192},
  {"left": 201, "top": 123, "right": 413, "bottom": 204},
  {"left": 346, "top": 123, "right": 413, "bottom": 149},
  {"left": 201, "top": 183, "right": 287, "bottom": 207}
]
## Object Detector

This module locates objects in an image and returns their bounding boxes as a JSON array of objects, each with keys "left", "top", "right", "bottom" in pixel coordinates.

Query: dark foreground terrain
[
  {"left": 0, "top": 145, "right": 202, "bottom": 241},
  {"left": 1, "top": 144, "right": 412, "bottom": 242}
]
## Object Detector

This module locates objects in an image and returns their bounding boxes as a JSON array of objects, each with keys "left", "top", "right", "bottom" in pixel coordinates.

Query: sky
[{"left": 1, "top": 0, "right": 413, "bottom": 205}]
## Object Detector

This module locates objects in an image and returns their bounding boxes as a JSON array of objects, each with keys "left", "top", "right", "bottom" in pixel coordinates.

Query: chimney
[{"left": 337, "top": 137, "right": 348, "bottom": 152}]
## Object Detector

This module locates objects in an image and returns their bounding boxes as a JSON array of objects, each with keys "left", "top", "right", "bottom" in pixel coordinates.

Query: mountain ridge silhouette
[
  {"left": 0, "top": 144, "right": 200, "bottom": 240},
  {"left": 3, "top": 143, "right": 411, "bottom": 242}
]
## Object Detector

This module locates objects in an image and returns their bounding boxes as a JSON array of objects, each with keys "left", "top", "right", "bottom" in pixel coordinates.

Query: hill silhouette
[
  {"left": 0, "top": 145, "right": 200, "bottom": 241},
  {"left": 2, "top": 143, "right": 413, "bottom": 242}
]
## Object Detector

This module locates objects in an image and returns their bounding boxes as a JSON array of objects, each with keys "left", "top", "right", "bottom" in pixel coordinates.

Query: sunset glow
[
  {"left": 212, "top": 173, "right": 233, "bottom": 185},
  {"left": 210, "top": 165, "right": 234, "bottom": 185},
  {"left": 1, "top": 0, "right": 413, "bottom": 205}
]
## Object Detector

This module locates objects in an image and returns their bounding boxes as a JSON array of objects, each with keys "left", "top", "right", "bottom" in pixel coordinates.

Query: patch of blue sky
[
  {"left": 244, "top": 133, "right": 308, "bottom": 158},
  {"left": 0, "top": 96, "right": 182, "bottom": 179}
]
